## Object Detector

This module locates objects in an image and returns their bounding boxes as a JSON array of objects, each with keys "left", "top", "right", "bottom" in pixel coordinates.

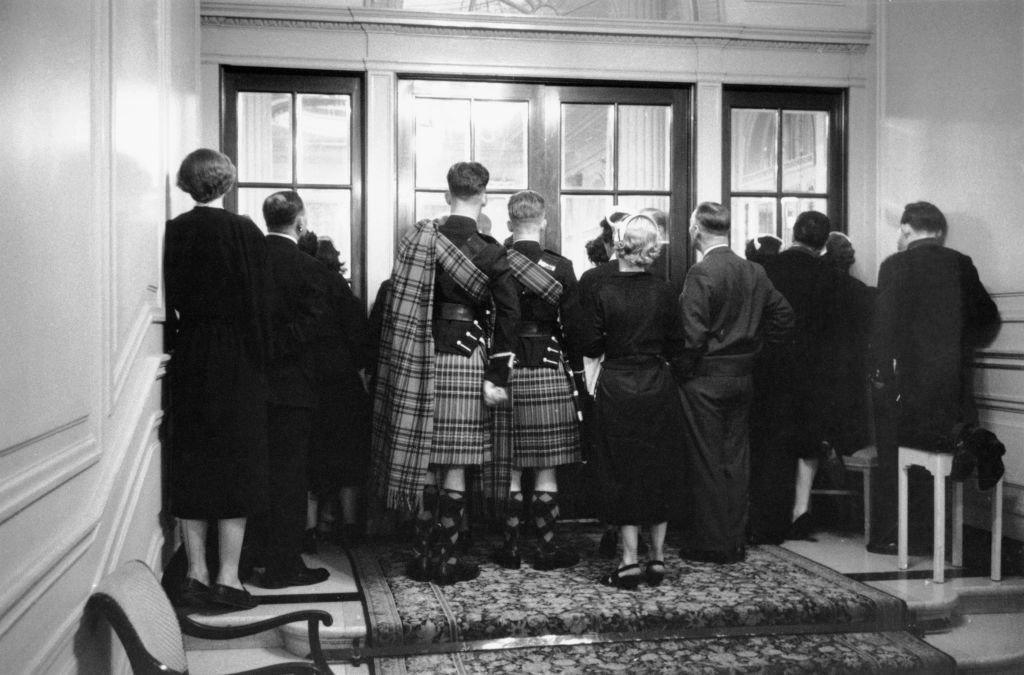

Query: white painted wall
[
  {"left": 874, "top": 0, "right": 1024, "bottom": 538},
  {"left": 0, "top": 1, "right": 199, "bottom": 672}
]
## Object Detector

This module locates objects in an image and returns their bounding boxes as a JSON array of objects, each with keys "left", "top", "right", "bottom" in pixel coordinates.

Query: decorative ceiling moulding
[{"left": 200, "top": 5, "right": 870, "bottom": 54}]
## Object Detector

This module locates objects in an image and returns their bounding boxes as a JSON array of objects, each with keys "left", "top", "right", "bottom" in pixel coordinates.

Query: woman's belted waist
[
  {"left": 435, "top": 302, "right": 476, "bottom": 322},
  {"left": 693, "top": 353, "right": 756, "bottom": 377}
]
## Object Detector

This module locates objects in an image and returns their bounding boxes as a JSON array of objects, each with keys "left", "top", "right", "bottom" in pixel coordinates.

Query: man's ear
[
  {"left": 506, "top": 220, "right": 514, "bottom": 233},
  {"left": 444, "top": 191, "right": 452, "bottom": 206}
]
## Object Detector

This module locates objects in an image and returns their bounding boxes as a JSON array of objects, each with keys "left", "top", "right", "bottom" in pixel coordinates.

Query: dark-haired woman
[
  {"left": 164, "top": 148, "right": 269, "bottom": 611},
  {"left": 580, "top": 214, "right": 686, "bottom": 589}
]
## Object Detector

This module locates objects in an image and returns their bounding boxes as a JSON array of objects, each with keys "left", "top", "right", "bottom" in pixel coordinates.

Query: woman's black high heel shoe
[
  {"left": 645, "top": 560, "right": 666, "bottom": 587},
  {"left": 599, "top": 564, "right": 641, "bottom": 590}
]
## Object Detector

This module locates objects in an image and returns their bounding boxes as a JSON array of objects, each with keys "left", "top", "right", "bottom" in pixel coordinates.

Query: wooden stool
[
  {"left": 812, "top": 446, "right": 877, "bottom": 542},
  {"left": 897, "top": 445, "right": 1003, "bottom": 583}
]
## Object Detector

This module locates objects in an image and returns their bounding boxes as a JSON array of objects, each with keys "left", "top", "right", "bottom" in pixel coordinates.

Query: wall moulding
[
  {"left": 0, "top": 438, "right": 100, "bottom": 526},
  {"left": 0, "top": 416, "right": 89, "bottom": 461},
  {"left": 0, "top": 520, "right": 97, "bottom": 640},
  {"left": 200, "top": 10, "right": 870, "bottom": 53}
]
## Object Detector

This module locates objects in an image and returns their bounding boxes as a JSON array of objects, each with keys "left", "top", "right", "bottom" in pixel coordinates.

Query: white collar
[{"left": 267, "top": 231, "right": 298, "bottom": 244}]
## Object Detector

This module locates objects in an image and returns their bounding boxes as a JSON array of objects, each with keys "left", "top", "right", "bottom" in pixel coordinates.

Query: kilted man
[
  {"left": 489, "top": 190, "right": 585, "bottom": 572},
  {"left": 371, "top": 161, "right": 520, "bottom": 585}
]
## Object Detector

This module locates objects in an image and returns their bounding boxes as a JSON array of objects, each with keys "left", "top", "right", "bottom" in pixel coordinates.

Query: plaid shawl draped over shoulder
[
  {"left": 506, "top": 249, "right": 563, "bottom": 306},
  {"left": 371, "top": 218, "right": 490, "bottom": 511}
]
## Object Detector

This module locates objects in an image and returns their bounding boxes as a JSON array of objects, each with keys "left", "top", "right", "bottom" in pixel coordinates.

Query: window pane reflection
[
  {"left": 731, "top": 109, "right": 777, "bottom": 192},
  {"left": 481, "top": 194, "right": 510, "bottom": 236},
  {"left": 416, "top": 98, "right": 471, "bottom": 189},
  {"left": 238, "top": 92, "right": 292, "bottom": 183},
  {"left": 562, "top": 104, "right": 613, "bottom": 189},
  {"left": 297, "top": 94, "right": 351, "bottom": 184},
  {"left": 474, "top": 101, "right": 528, "bottom": 190},
  {"left": 730, "top": 197, "right": 777, "bottom": 257},
  {"left": 618, "top": 106, "right": 671, "bottom": 191},
  {"left": 560, "top": 194, "right": 614, "bottom": 274},
  {"left": 781, "top": 111, "right": 828, "bottom": 193},
  {"left": 415, "top": 191, "right": 450, "bottom": 223},
  {"left": 303, "top": 189, "right": 351, "bottom": 262},
  {"left": 237, "top": 187, "right": 274, "bottom": 230}
]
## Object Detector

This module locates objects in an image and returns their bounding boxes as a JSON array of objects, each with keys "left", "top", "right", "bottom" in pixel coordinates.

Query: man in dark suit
[
  {"left": 676, "top": 202, "right": 794, "bottom": 563},
  {"left": 250, "top": 190, "right": 331, "bottom": 587},
  {"left": 755, "top": 211, "right": 843, "bottom": 544},
  {"left": 867, "top": 201, "right": 1000, "bottom": 554}
]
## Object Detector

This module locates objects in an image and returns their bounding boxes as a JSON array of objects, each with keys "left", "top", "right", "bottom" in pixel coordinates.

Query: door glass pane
[
  {"left": 474, "top": 101, "right": 528, "bottom": 190},
  {"left": 781, "top": 110, "right": 828, "bottom": 193},
  {"left": 560, "top": 194, "right": 614, "bottom": 274},
  {"left": 617, "top": 195, "right": 671, "bottom": 242},
  {"left": 303, "top": 189, "right": 351, "bottom": 263},
  {"left": 782, "top": 196, "right": 828, "bottom": 246},
  {"left": 731, "top": 109, "right": 778, "bottom": 192},
  {"left": 237, "top": 187, "right": 276, "bottom": 230},
  {"left": 481, "top": 193, "right": 511, "bottom": 237},
  {"left": 730, "top": 197, "right": 777, "bottom": 257},
  {"left": 416, "top": 98, "right": 471, "bottom": 189},
  {"left": 237, "top": 92, "right": 292, "bottom": 183},
  {"left": 618, "top": 105, "right": 671, "bottom": 191},
  {"left": 562, "top": 104, "right": 613, "bottom": 189},
  {"left": 297, "top": 94, "right": 351, "bottom": 184},
  {"left": 415, "top": 191, "right": 450, "bottom": 223}
]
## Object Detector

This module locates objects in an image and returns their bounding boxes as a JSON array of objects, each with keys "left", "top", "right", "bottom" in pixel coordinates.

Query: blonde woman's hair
[{"left": 614, "top": 213, "right": 663, "bottom": 268}]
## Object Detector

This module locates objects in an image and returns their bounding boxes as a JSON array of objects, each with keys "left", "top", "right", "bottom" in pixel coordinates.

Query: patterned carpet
[{"left": 337, "top": 523, "right": 954, "bottom": 673}]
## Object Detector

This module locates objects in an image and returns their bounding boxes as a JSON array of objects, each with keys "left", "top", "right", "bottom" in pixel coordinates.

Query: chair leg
[
  {"left": 933, "top": 460, "right": 946, "bottom": 583},
  {"left": 992, "top": 479, "right": 1003, "bottom": 582},
  {"left": 898, "top": 457, "right": 910, "bottom": 571},
  {"left": 862, "top": 468, "right": 872, "bottom": 544},
  {"left": 952, "top": 482, "right": 963, "bottom": 568}
]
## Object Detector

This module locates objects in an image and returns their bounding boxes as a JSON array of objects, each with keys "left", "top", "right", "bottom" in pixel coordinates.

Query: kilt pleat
[
  {"left": 506, "top": 365, "right": 581, "bottom": 468},
  {"left": 431, "top": 348, "right": 492, "bottom": 466}
]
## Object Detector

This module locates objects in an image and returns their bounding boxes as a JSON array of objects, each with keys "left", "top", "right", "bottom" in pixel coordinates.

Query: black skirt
[{"left": 590, "top": 357, "right": 685, "bottom": 526}]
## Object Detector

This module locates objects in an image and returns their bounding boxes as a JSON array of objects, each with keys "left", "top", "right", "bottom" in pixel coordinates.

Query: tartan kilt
[
  {"left": 431, "top": 348, "right": 493, "bottom": 466},
  {"left": 497, "top": 364, "right": 581, "bottom": 469}
]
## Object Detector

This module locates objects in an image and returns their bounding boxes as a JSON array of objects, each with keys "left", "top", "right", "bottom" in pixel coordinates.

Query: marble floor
[{"left": 185, "top": 526, "right": 1024, "bottom": 674}]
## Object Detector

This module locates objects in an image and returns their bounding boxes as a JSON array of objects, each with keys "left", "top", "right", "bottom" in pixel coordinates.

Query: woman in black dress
[
  {"left": 581, "top": 214, "right": 686, "bottom": 589},
  {"left": 164, "top": 148, "right": 269, "bottom": 611}
]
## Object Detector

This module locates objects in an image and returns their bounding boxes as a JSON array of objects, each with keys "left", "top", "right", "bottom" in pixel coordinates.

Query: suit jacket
[
  {"left": 265, "top": 234, "right": 328, "bottom": 408},
  {"left": 677, "top": 246, "right": 794, "bottom": 378},
  {"left": 870, "top": 238, "right": 1000, "bottom": 446}
]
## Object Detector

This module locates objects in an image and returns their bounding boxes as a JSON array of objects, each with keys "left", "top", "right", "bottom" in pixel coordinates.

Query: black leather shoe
[
  {"left": 785, "top": 513, "right": 815, "bottom": 541},
  {"left": 434, "top": 558, "right": 479, "bottom": 585},
  {"left": 492, "top": 545, "right": 522, "bottom": 570},
  {"left": 644, "top": 560, "right": 666, "bottom": 587},
  {"left": 406, "top": 554, "right": 435, "bottom": 581},
  {"left": 174, "top": 577, "right": 212, "bottom": 609},
  {"left": 533, "top": 545, "right": 580, "bottom": 571},
  {"left": 598, "top": 564, "right": 641, "bottom": 590},
  {"left": 209, "top": 583, "right": 259, "bottom": 610},
  {"left": 252, "top": 565, "right": 329, "bottom": 589}
]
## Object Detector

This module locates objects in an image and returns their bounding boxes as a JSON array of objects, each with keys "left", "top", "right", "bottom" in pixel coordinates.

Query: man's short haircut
[
  {"left": 508, "top": 190, "right": 545, "bottom": 222},
  {"left": 693, "top": 201, "right": 730, "bottom": 234},
  {"left": 792, "top": 210, "right": 831, "bottom": 249},
  {"left": 901, "top": 201, "right": 947, "bottom": 237},
  {"left": 446, "top": 162, "right": 490, "bottom": 199},
  {"left": 262, "top": 190, "right": 305, "bottom": 231},
  {"left": 176, "top": 148, "right": 236, "bottom": 203}
]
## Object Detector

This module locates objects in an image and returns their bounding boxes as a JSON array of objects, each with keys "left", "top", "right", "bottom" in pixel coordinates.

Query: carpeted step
[
  {"left": 350, "top": 524, "right": 909, "bottom": 647},
  {"left": 344, "top": 629, "right": 954, "bottom": 673}
]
